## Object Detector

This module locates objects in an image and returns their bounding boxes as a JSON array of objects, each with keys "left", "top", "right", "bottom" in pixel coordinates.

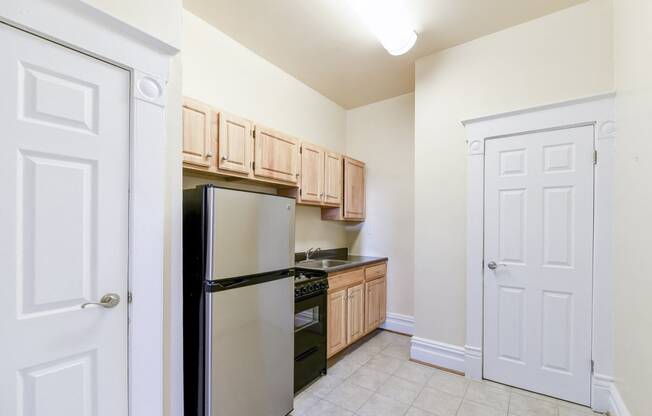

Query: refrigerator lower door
[{"left": 206, "top": 275, "right": 294, "bottom": 416}]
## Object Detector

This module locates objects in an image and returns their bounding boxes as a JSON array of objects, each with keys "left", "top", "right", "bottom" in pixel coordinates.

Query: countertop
[{"left": 294, "top": 249, "right": 387, "bottom": 273}]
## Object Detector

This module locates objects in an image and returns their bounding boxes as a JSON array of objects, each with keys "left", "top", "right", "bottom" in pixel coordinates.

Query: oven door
[{"left": 294, "top": 291, "right": 327, "bottom": 392}]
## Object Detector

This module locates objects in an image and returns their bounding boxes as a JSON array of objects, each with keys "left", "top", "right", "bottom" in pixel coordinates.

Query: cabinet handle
[{"left": 221, "top": 156, "right": 227, "bottom": 161}]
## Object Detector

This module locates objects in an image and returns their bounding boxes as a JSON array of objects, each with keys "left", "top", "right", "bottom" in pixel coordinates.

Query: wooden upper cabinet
[
  {"left": 343, "top": 157, "right": 365, "bottom": 220},
  {"left": 182, "top": 98, "right": 214, "bottom": 168},
  {"left": 346, "top": 283, "right": 365, "bottom": 344},
  {"left": 217, "top": 112, "right": 253, "bottom": 175},
  {"left": 323, "top": 151, "right": 342, "bottom": 206},
  {"left": 299, "top": 143, "right": 324, "bottom": 204},
  {"left": 254, "top": 126, "right": 299, "bottom": 184}
]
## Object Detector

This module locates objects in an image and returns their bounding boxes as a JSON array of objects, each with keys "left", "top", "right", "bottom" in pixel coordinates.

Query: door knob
[
  {"left": 81, "top": 293, "right": 121, "bottom": 309},
  {"left": 487, "top": 261, "right": 506, "bottom": 270}
]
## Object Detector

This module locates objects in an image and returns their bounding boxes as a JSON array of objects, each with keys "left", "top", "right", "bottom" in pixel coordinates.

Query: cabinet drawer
[
  {"left": 328, "top": 268, "right": 364, "bottom": 292},
  {"left": 365, "top": 263, "right": 386, "bottom": 281}
]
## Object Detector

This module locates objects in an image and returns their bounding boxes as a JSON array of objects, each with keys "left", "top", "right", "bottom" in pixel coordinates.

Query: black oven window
[{"left": 295, "top": 306, "right": 320, "bottom": 332}]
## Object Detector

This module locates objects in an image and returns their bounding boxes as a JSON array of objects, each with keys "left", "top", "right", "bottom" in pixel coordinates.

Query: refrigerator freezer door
[
  {"left": 206, "top": 275, "right": 294, "bottom": 416},
  {"left": 209, "top": 187, "right": 295, "bottom": 280}
]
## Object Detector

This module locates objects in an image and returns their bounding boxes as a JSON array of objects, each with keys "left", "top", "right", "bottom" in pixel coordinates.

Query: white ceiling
[{"left": 184, "top": 0, "right": 588, "bottom": 109}]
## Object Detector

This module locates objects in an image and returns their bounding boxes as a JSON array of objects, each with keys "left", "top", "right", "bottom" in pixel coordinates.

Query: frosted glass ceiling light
[{"left": 350, "top": 0, "right": 417, "bottom": 56}]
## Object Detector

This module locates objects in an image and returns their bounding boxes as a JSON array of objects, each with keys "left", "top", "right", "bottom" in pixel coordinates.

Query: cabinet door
[
  {"left": 182, "top": 98, "right": 214, "bottom": 168},
  {"left": 343, "top": 157, "right": 365, "bottom": 219},
  {"left": 327, "top": 289, "right": 347, "bottom": 358},
  {"left": 217, "top": 112, "right": 252, "bottom": 175},
  {"left": 299, "top": 142, "right": 324, "bottom": 204},
  {"left": 346, "top": 283, "right": 365, "bottom": 344},
  {"left": 323, "top": 151, "right": 342, "bottom": 206},
  {"left": 254, "top": 126, "right": 299, "bottom": 183},
  {"left": 365, "top": 276, "right": 387, "bottom": 333}
]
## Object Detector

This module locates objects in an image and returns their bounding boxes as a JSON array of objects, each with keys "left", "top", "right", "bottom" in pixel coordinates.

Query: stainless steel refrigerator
[{"left": 183, "top": 185, "right": 295, "bottom": 416}]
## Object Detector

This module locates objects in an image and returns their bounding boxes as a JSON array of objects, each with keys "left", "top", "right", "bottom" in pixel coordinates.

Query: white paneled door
[
  {"left": 483, "top": 125, "right": 594, "bottom": 405},
  {"left": 0, "top": 24, "right": 129, "bottom": 415}
]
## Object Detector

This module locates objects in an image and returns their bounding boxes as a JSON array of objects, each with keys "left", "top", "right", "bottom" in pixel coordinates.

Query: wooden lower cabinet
[
  {"left": 365, "top": 276, "right": 387, "bottom": 334},
  {"left": 326, "top": 262, "right": 387, "bottom": 358},
  {"left": 346, "top": 283, "right": 365, "bottom": 344},
  {"left": 327, "top": 289, "right": 348, "bottom": 357}
]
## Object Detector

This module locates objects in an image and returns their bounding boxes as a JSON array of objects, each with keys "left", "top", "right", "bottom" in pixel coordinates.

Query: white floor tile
[
  {"left": 412, "top": 386, "right": 462, "bottom": 416},
  {"left": 357, "top": 393, "right": 410, "bottom": 416},
  {"left": 324, "top": 380, "right": 374, "bottom": 412},
  {"left": 394, "top": 361, "right": 436, "bottom": 386},
  {"left": 306, "top": 399, "right": 354, "bottom": 416},
  {"left": 426, "top": 369, "right": 469, "bottom": 397},
  {"left": 458, "top": 400, "right": 507, "bottom": 416},
  {"left": 348, "top": 366, "right": 391, "bottom": 391},
  {"left": 509, "top": 391, "right": 557, "bottom": 416},
  {"left": 328, "top": 359, "right": 361, "bottom": 380},
  {"left": 365, "top": 353, "right": 404, "bottom": 375},
  {"left": 464, "top": 380, "right": 510, "bottom": 412},
  {"left": 306, "top": 374, "right": 344, "bottom": 398},
  {"left": 377, "top": 375, "right": 423, "bottom": 405}
]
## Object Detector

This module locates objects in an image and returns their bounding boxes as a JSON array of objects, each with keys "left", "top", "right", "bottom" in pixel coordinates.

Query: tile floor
[{"left": 292, "top": 330, "right": 601, "bottom": 416}]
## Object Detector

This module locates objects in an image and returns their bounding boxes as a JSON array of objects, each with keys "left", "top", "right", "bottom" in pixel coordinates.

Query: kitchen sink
[{"left": 298, "top": 259, "right": 352, "bottom": 268}]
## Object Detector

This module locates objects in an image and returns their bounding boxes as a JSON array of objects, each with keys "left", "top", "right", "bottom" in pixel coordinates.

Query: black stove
[{"left": 292, "top": 268, "right": 328, "bottom": 393}]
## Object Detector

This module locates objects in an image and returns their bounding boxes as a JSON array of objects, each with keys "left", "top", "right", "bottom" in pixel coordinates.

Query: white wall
[
  {"left": 414, "top": 0, "right": 614, "bottom": 346},
  {"left": 81, "top": 0, "right": 182, "bottom": 48},
  {"left": 182, "top": 10, "right": 349, "bottom": 252},
  {"left": 345, "top": 93, "right": 415, "bottom": 318},
  {"left": 612, "top": 0, "right": 652, "bottom": 414}
]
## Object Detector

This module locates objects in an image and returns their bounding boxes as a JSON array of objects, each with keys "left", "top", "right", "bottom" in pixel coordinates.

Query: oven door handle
[{"left": 295, "top": 346, "right": 320, "bottom": 362}]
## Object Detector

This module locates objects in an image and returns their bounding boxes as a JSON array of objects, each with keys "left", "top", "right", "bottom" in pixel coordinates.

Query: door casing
[
  {"left": 0, "top": 2, "right": 178, "bottom": 415},
  {"left": 462, "top": 94, "right": 615, "bottom": 412}
]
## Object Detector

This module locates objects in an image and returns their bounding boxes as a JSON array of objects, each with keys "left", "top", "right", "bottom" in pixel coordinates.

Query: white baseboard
[
  {"left": 410, "top": 336, "right": 465, "bottom": 373},
  {"left": 381, "top": 313, "right": 415, "bottom": 335},
  {"left": 464, "top": 345, "right": 482, "bottom": 380},
  {"left": 608, "top": 382, "right": 631, "bottom": 416},
  {"left": 591, "top": 373, "right": 613, "bottom": 413}
]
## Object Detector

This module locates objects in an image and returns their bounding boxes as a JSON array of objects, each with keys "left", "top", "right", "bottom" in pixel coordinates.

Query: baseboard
[
  {"left": 591, "top": 373, "right": 612, "bottom": 413},
  {"left": 410, "top": 336, "right": 465, "bottom": 373},
  {"left": 608, "top": 382, "right": 631, "bottom": 416},
  {"left": 381, "top": 313, "right": 415, "bottom": 335}
]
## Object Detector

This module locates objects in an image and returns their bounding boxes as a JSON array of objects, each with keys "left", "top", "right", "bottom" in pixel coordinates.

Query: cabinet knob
[{"left": 221, "top": 156, "right": 227, "bottom": 161}]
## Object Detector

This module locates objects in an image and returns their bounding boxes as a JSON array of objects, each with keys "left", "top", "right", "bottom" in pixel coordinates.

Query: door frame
[
  {"left": 0, "top": 2, "right": 178, "bottom": 415},
  {"left": 461, "top": 93, "right": 615, "bottom": 412}
]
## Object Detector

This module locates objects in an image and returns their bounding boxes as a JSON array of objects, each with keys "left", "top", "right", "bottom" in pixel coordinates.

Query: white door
[
  {"left": 0, "top": 23, "right": 130, "bottom": 415},
  {"left": 483, "top": 125, "right": 594, "bottom": 405}
]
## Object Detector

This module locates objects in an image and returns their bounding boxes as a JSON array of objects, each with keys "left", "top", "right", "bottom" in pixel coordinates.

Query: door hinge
[
  {"left": 299, "top": 189, "right": 302, "bottom": 197},
  {"left": 591, "top": 359, "right": 595, "bottom": 373},
  {"left": 299, "top": 147, "right": 302, "bottom": 154},
  {"left": 128, "top": 292, "right": 133, "bottom": 304},
  {"left": 593, "top": 150, "right": 598, "bottom": 165},
  {"left": 252, "top": 161, "right": 255, "bottom": 170}
]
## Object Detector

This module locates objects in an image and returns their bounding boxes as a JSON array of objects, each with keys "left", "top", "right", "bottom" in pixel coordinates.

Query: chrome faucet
[{"left": 305, "top": 247, "right": 321, "bottom": 261}]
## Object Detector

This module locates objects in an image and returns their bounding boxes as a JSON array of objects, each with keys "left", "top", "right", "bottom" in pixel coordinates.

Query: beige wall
[
  {"left": 414, "top": 0, "right": 614, "bottom": 346},
  {"left": 345, "top": 93, "right": 415, "bottom": 317},
  {"left": 612, "top": 0, "right": 652, "bottom": 414},
  {"left": 182, "top": 10, "right": 348, "bottom": 252},
  {"left": 81, "top": 0, "right": 182, "bottom": 48}
]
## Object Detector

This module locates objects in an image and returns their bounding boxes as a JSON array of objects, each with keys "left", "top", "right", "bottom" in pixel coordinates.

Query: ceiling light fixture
[{"left": 349, "top": 0, "right": 417, "bottom": 56}]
